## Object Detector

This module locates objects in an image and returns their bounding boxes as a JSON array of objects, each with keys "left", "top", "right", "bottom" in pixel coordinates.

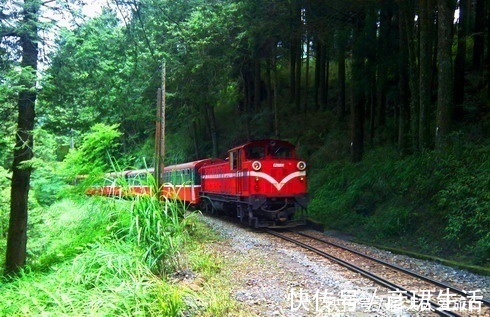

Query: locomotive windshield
[
  {"left": 244, "top": 141, "right": 295, "bottom": 160},
  {"left": 269, "top": 144, "right": 293, "bottom": 158},
  {"left": 246, "top": 146, "right": 266, "bottom": 159}
]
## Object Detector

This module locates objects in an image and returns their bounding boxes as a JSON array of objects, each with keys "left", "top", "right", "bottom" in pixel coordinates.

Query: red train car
[
  {"left": 199, "top": 139, "right": 308, "bottom": 227},
  {"left": 84, "top": 169, "right": 154, "bottom": 197},
  {"left": 85, "top": 140, "right": 308, "bottom": 228},
  {"left": 85, "top": 160, "right": 221, "bottom": 205}
]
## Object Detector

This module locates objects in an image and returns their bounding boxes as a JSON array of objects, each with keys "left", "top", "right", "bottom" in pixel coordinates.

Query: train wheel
[
  {"left": 200, "top": 198, "right": 214, "bottom": 215},
  {"left": 237, "top": 205, "right": 244, "bottom": 222},
  {"left": 248, "top": 207, "right": 258, "bottom": 228}
]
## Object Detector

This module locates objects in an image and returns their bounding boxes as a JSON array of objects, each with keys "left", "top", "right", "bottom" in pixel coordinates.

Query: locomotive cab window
[
  {"left": 268, "top": 144, "right": 293, "bottom": 158},
  {"left": 246, "top": 146, "right": 265, "bottom": 160}
]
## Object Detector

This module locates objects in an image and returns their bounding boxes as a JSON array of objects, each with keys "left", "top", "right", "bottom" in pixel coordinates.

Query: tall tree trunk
[
  {"left": 294, "top": 40, "right": 302, "bottom": 112},
  {"left": 418, "top": 0, "right": 432, "bottom": 149},
  {"left": 350, "top": 13, "right": 366, "bottom": 163},
  {"left": 313, "top": 39, "right": 322, "bottom": 110},
  {"left": 318, "top": 42, "right": 328, "bottom": 111},
  {"left": 365, "top": 9, "right": 377, "bottom": 143},
  {"left": 351, "top": 93, "right": 365, "bottom": 163},
  {"left": 273, "top": 57, "right": 280, "bottom": 138},
  {"left": 304, "top": 35, "right": 310, "bottom": 113},
  {"left": 337, "top": 31, "right": 347, "bottom": 119},
  {"left": 399, "top": 0, "right": 419, "bottom": 150},
  {"left": 192, "top": 120, "right": 200, "bottom": 159},
  {"left": 398, "top": 8, "right": 411, "bottom": 154},
  {"left": 338, "top": 55, "right": 346, "bottom": 119},
  {"left": 324, "top": 58, "right": 329, "bottom": 110},
  {"left": 290, "top": 43, "right": 296, "bottom": 103},
  {"left": 241, "top": 64, "right": 253, "bottom": 139},
  {"left": 453, "top": 0, "right": 469, "bottom": 107},
  {"left": 289, "top": 0, "right": 301, "bottom": 105},
  {"left": 436, "top": 0, "right": 456, "bottom": 148},
  {"left": 485, "top": 0, "right": 490, "bottom": 99},
  {"left": 471, "top": 0, "right": 485, "bottom": 70},
  {"left": 205, "top": 104, "right": 219, "bottom": 157},
  {"left": 5, "top": 0, "right": 40, "bottom": 276},
  {"left": 376, "top": 2, "right": 394, "bottom": 134},
  {"left": 253, "top": 56, "right": 261, "bottom": 112},
  {"left": 265, "top": 58, "right": 274, "bottom": 133}
]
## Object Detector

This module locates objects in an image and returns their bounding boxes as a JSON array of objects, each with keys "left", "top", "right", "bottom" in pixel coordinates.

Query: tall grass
[
  {"left": 0, "top": 240, "right": 186, "bottom": 316},
  {"left": 128, "top": 190, "right": 193, "bottom": 276},
  {"left": 0, "top": 168, "right": 196, "bottom": 315}
]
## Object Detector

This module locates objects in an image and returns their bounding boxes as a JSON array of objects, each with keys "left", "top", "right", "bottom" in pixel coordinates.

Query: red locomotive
[
  {"left": 86, "top": 139, "right": 308, "bottom": 227},
  {"left": 199, "top": 139, "right": 308, "bottom": 227}
]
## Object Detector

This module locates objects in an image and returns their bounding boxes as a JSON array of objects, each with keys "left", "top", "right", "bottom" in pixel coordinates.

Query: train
[{"left": 86, "top": 139, "right": 308, "bottom": 228}]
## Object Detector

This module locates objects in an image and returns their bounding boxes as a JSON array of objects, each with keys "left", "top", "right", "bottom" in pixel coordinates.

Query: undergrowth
[
  {"left": 0, "top": 191, "right": 236, "bottom": 316},
  {"left": 309, "top": 142, "right": 490, "bottom": 267}
]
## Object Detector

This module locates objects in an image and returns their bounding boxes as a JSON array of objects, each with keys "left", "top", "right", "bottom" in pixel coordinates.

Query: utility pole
[{"left": 154, "top": 62, "right": 166, "bottom": 191}]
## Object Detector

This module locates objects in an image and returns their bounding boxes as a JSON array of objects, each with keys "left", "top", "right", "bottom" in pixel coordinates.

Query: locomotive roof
[{"left": 227, "top": 139, "right": 295, "bottom": 152}]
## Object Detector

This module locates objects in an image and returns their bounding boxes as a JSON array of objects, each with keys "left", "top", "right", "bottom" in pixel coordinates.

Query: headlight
[
  {"left": 252, "top": 161, "right": 262, "bottom": 171},
  {"left": 297, "top": 161, "right": 306, "bottom": 171}
]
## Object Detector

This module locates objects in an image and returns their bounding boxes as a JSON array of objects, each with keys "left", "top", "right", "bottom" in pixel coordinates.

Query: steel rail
[
  {"left": 266, "top": 229, "right": 463, "bottom": 317},
  {"left": 294, "top": 230, "right": 490, "bottom": 307}
]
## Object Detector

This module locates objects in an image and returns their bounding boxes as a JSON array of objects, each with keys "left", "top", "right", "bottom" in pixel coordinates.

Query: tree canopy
[{"left": 32, "top": 0, "right": 489, "bottom": 162}]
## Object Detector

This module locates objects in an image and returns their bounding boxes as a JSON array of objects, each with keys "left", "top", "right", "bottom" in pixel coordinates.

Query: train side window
[
  {"left": 193, "top": 169, "right": 199, "bottom": 185},
  {"left": 230, "top": 151, "right": 238, "bottom": 170}
]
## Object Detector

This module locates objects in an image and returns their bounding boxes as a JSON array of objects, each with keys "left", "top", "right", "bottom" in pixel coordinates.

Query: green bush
[
  {"left": 309, "top": 143, "right": 489, "bottom": 265},
  {"left": 434, "top": 145, "right": 490, "bottom": 262},
  {"left": 28, "top": 198, "right": 117, "bottom": 270},
  {"left": 62, "top": 123, "right": 122, "bottom": 179},
  {"left": 0, "top": 167, "right": 10, "bottom": 264}
]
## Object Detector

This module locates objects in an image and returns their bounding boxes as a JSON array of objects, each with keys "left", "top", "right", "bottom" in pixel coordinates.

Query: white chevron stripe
[
  {"left": 202, "top": 171, "right": 306, "bottom": 191},
  {"left": 249, "top": 171, "right": 306, "bottom": 191}
]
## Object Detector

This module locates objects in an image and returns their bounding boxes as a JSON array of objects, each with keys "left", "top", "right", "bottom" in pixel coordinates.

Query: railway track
[{"left": 266, "top": 229, "right": 489, "bottom": 317}]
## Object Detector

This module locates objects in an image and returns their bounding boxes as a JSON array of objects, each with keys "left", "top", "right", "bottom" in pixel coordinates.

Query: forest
[{"left": 0, "top": 0, "right": 489, "bottom": 311}]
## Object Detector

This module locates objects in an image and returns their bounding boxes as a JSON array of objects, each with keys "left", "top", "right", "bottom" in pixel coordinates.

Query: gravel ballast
[{"left": 197, "top": 215, "right": 489, "bottom": 317}]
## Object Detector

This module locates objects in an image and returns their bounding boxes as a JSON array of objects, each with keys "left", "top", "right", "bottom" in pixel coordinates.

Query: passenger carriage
[{"left": 160, "top": 158, "right": 223, "bottom": 205}]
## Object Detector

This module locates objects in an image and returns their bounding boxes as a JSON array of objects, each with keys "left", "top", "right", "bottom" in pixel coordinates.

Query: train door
[
  {"left": 230, "top": 149, "right": 242, "bottom": 195},
  {"left": 237, "top": 149, "right": 243, "bottom": 194}
]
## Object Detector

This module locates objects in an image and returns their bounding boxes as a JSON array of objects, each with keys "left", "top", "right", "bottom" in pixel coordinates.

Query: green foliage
[
  {"left": 27, "top": 198, "right": 115, "bottom": 270},
  {"left": 125, "top": 173, "right": 195, "bottom": 275},
  {"left": 0, "top": 240, "right": 187, "bottom": 316},
  {"left": 39, "top": 9, "right": 158, "bottom": 153},
  {"left": 0, "top": 191, "right": 222, "bottom": 315},
  {"left": 434, "top": 145, "right": 490, "bottom": 264},
  {"left": 309, "top": 144, "right": 490, "bottom": 265},
  {"left": 0, "top": 167, "right": 10, "bottom": 246},
  {"left": 27, "top": 129, "right": 68, "bottom": 206},
  {"left": 62, "top": 123, "right": 122, "bottom": 178}
]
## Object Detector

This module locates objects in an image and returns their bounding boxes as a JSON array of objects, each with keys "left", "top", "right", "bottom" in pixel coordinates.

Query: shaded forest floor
[{"left": 307, "top": 138, "right": 489, "bottom": 273}]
